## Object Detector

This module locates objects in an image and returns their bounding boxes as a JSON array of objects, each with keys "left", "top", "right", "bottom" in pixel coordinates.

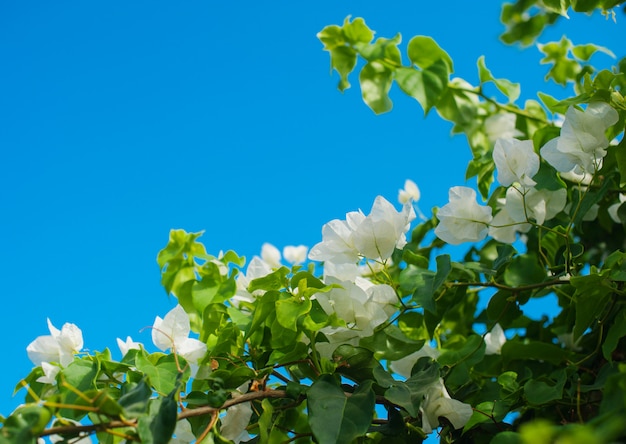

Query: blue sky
[{"left": 1, "top": 0, "right": 623, "bottom": 422}]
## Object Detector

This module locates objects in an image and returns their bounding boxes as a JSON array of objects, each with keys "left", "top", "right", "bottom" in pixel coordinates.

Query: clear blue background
[{"left": 1, "top": 0, "right": 623, "bottom": 425}]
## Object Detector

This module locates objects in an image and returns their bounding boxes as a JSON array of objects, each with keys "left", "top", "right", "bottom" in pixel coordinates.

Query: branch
[{"left": 447, "top": 278, "right": 570, "bottom": 293}]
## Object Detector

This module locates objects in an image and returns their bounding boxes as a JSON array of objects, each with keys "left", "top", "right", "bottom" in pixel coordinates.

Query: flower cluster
[
  {"left": 435, "top": 103, "right": 618, "bottom": 245},
  {"left": 26, "top": 319, "right": 84, "bottom": 384}
]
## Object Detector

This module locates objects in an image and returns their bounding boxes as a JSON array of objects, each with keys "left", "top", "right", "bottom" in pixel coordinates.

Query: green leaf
[
  {"left": 603, "top": 309, "right": 626, "bottom": 363},
  {"left": 329, "top": 46, "right": 357, "bottom": 92},
  {"left": 486, "top": 291, "right": 522, "bottom": 327},
  {"left": 538, "top": 37, "right": 581, "bottom": 85},
  {"left": 438, "top": 334, "right": 485, "bottom": 367},
  {"left": 276, "top": 296, "right": 311, "bottom": 331},
  {"left": 615, "top": 137, "right": 626, "bottom": 187},
  {"left": 407, "top": 36, "right": 453, "bottom": 72},
  {"left": 249, "top": 267, "right": 289, "bottom": 292},
  {"left": 571, "top": 273, "right": 614, "bottom": 340},
  {"left": 359, "top": 61, "right": 393, "bottom": 114},
  {"left": 136, "top": 351, "right": 188, "bottom": 395},
  {"left": 307, "top": 375, "right": 375, "bottom": 444},
  {"left": 503, "top": 254, "right": 546, "bottom": 287},
  {"left": 524, "top": 369, "right": 567, "bottom": 404},
  {"left": 1, "top": 405, "right": 52, "bottom": 442},
  {"left": 157, "top": 229, "right": 207, "bottom": 270},
  {"left": 317, "top": 25, "right": 344, "bottom": 50},
  {"left": 490, "top": 431, "right": 523, "bottom": 444},
  {"left": 359, "top": 325, "right": 425, "bottom": 361},
  {"left": 59, "top": 359, "right": 100, "bottom": 420},
  {"left": 395, "top": 61, "right": 448, "bottom": 114},
  {"left": 572, "top": 43, "right": 616, "bottom": 61},
  {"left": 463, "top": 400, "right": 510, "bottom": 432},
  {"left": 119, "top": 378, "right": 154, "bottom": 418},
  {"left": 502, "top": 340, "right": 569, "bottom": 366},
  {"left": 137, "top": 395, "right": 178, "bottom": 444},
  {"left": 333, "top": 345, "right": 385, "bottom": 383},
  {"left": 477, "top": 56, "right": 520, "bottom": 102},
  {"left": 342, "top": 16, "right": 374, "bottom": 45},
  {"left": 436, "top": 80, "right": 479, "bottom": 131}
]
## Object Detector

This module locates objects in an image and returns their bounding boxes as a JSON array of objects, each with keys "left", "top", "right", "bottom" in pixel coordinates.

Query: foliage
[{"left": 2, "top": 1, "right": 626, "bottom": 443}]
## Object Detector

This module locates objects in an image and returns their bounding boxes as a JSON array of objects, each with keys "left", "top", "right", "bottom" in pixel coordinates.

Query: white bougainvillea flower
[
  {"left": 316, "top": 325, "right": 363, "bottom": 359},
  {"left": 220, "top": 382, "right": 253, "bottom": 443},
  {"left": 352, "top": 196, "right": 415, "bottom": 261},
  {"left": 169, "top": 418, "right": 197, "bottom": 444},
  {"left": 36, "top": 362, "right": 61, "bottom": 385},
  {"left": 608, "top": 194, "right": 626, "bottom": 224},
  {"left": 398, "top": 179, "right": 421, "bottom": 204},
  {"left": 488, "top": 206, "right": 526, "bottom": 244},
  {"left": 435, "top": 186, "right": 493, "bottom": 245},
  {"left": 261, "top": 243, "right": 282, "bottom": 268},
  {"left": 488, "top": 186, "right": 566, "bottom": 243},
  {"left": 390, "top": 343, "right": 440, "bottom": 378},
  {"left": 116, "top": 336, "right": 142, "bottom": 357},
  {"left": 314, "top": 277, "right": 372, "bottom": 329},
  {"left": 308, "top": 217, "right": 361, "bottom": 264},
  {"left": 232, "top": 255, "right": 275, "bottom": 307},
  {"left": 541, "top": 102, "right": 618, "bottom": 173},
  {"left": 524, "top": 188, "right": 567, "bottom": 225},
  {"left": 484, "top": 112, "right": 523, "bottom": 144},
  {"left": 27, "top": 319, "right": 84, "bottom": 367},
  {"left": 493, "top": 138, "right": 539, "bottom": 187},
  {"left": 421, "top": 378, "right": 474, "bottom": 434},
  {"left": 484, "top": 324, "right": 506, "bottom": 355},
  {"left": 283, "top": 245, "right": 308, "bottom": 265},
  {"left": 488, "top": 187, "right": 531, "bottom": 243},
  {"left": 152, "top": 305, "right": 207, "bottom": 365},
  {"left": 310, "top": 196, "right": 414, "bottom": 263}
]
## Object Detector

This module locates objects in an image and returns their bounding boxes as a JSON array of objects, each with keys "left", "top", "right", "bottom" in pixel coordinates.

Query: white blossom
[
  {"left": 233, "top": 255, "right": 274, "bottom": 307},
  {"left": 27, "top": 319, "right": 83, "bottom": 367},
  {"left": 36, "top": 362, "right": 61, "bottom": 385},
  {"left": 283, "top": 245, "right": 308, "bottom": 265},
  {"left": 390, "top": 343, "right": 440, "bottom": 378},
  {"left": 608, "top": 194, "right": 626, "bottom": 224},
  {"left": 169, "top": 419, "right": 197, "bottom": 444},
  {"left": 421, "top": 378, "right": 473, "bottom": 434},
  {"left": 484, "top": 324, "right": 506, "bottom": 355},
  {"left": 261, "top": 243, "right": 282, "bottom": 268},
  {"left": 308, "top": 217, "right": 361, "bottom": 264},
  {"left": 152, "top": 305, "right": 207, "bottom": 366},
  {"left": 435, "top": 186, "right": 493, "bottom": 245},
  {"left": 220, "top": 382, "right": 252, "bottom": 443},
  {"left": 493, "top": 138, "right": 539, "bottom": 187},
  {"left": 489, "top": 186, "right": 566, "bottom": 243},
  {"left": 398, "top": 179, "right": 421, "bottom": 204},
  {"left": 541, "top": 102, "right": 618, "bottom": 174},
  {"left": 484, "top": 112, "right": 523, "bottom": 144},
  {"left": 309, "top": 196, "right": 414, "bottom": 263},
  {"left": 117, "top": 336, "right": 142, "bottom": 357}
]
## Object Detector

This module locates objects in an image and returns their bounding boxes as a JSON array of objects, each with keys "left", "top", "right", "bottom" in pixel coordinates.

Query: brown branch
[
  {"left": 39, "top": 387, "right": 404, "bottom": 439},
  {"left": 40, "top": 389, "right": 289, "bottom": 438}
]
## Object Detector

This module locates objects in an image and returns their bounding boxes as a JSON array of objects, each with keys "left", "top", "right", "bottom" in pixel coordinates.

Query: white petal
[
  {"left": 261, "top": 243, "right": 281, "bottom": 268},
  {"left": 283, "top": 245, "right": 308, "bottom": 265},
  {"left": 484, "top": 324, "right": 506, "bottom": 355},
  {"left": 152, "top": 305, "right": 192, "bottom": 352},
  {"left": 117, "top": 336, "right": 142, "bottom": 357},
  {"left": 220, "top": 402, "right": 253, "bottom": 443},
  {"left": 36, "top": 362, "right": 61, "bottom": 385},
  {"left": 27, "top": 336, "right": 61, "bottom": 367},
  {"left": 177, "top": 338, "right": 207, "bottom": 364}
]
